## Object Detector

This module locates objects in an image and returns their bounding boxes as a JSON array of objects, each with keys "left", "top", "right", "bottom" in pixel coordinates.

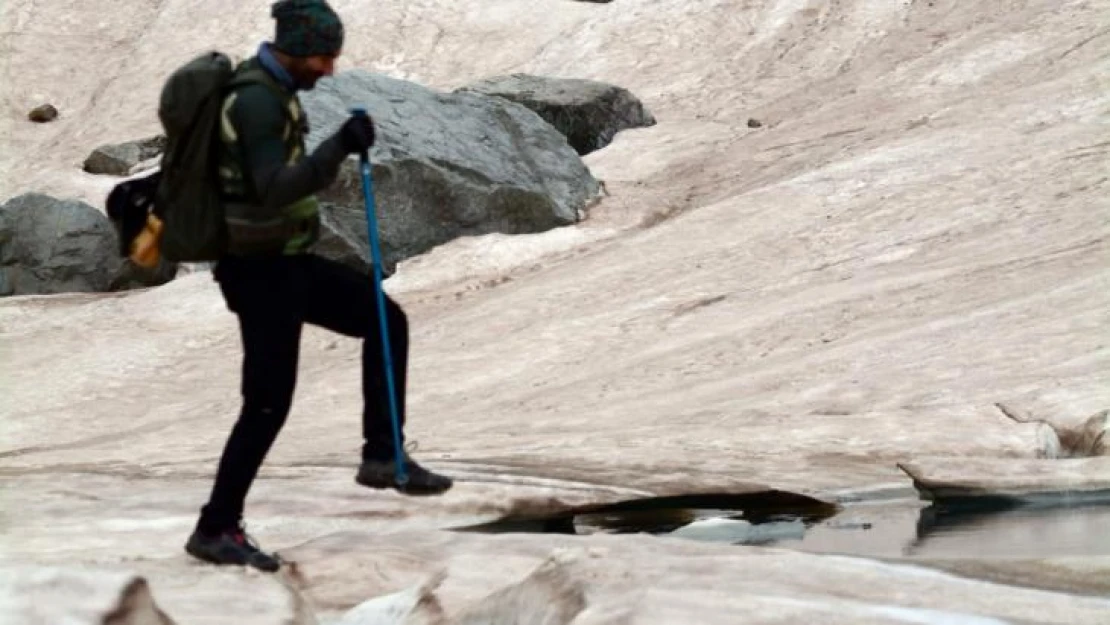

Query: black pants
[{"left": 197, "top": 254, "right": 408, "bottom": 534}]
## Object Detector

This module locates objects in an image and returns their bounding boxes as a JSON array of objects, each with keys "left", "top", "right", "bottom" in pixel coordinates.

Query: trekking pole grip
[{"left": 350, "top": 106, "right": 371, "bottom": 165}]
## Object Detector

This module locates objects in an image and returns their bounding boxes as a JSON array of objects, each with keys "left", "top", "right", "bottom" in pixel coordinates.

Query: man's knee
[
  {"left": 240, "top": 394, "right": 294, "bottom": 430},
  {"left": 364, "top": 297, "right": 407, "bottom": 337},
  {"left": 385, "top": 300, "right": 409, "bottom": 337}
]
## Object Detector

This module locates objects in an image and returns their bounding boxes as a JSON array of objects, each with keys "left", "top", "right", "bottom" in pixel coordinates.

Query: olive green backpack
[{"left": 155, "top": 51, "right": 275, "bottom": 262}]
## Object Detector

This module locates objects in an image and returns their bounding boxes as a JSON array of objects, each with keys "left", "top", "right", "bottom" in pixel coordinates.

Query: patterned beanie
[{"left": 271, "top": 0, "right": 345, "bottom": 58}]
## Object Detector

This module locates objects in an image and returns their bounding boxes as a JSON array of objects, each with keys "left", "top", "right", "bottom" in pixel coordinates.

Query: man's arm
[{"left": 228, "top": 84, "right": 349, "bottom": 210}]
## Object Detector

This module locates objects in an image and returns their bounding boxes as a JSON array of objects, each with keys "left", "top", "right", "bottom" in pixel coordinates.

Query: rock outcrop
[
  {"left": 457, "top": 73, "right": 656, "bottom": 155},
  {"left": 300, "top": 70, "right": 600, "bottom": 272}
]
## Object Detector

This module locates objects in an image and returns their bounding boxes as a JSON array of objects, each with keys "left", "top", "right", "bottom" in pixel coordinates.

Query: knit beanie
[{"left": 271, "top": 0, "right": 345, "bottom": 57}]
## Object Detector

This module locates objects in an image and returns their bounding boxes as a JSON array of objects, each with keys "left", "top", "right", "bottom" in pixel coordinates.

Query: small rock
[
  {"left": 28, "top": 104, "right": 59, "bottom": 123},
  {"left": 84, "top": 136, "right": 166, "bottom": 176},
  {"left": 747, "top": 118, "right": 763, "bottom": 128}
]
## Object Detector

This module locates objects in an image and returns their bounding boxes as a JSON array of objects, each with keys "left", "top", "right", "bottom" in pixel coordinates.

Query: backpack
[
  {"left": 108, "top": 51, "right": 292, "bottom": 263},
  {"left": 153, "top": 51, "right": 238, "bottom": 262}
]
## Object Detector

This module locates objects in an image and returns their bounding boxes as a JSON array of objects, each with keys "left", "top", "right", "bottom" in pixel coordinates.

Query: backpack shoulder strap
[
  {"left": 228, "top": 66, "right": 282, "bottom": 95},
  {"left": 225, "top": 65, "right": 295, "bottom": 116},
  {"left": 220, "top": 64, "right": 303, "bottom": 147},
  {"left": 218, "top": 63, "right": 298, "bottom": 145}
]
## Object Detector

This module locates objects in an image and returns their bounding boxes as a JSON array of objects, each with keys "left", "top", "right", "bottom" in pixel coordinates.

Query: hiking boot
[
  {"left": 356, "top": 454, "right": 453, "bottom": 495},
  {"left": 185, "top": 525, "right": 281, "bottom": 572}
]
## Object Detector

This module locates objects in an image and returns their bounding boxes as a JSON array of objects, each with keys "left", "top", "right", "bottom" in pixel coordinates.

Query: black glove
[{"left": 337, "top": 114, "right": 376, "bottom": 154}]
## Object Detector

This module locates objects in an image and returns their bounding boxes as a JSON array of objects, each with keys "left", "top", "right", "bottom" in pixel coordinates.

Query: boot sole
[
  {"left": 185, "top": 542, "right": 282, "bottom": 573},
  {"left": 355, "top": 475, "right": 453, "bottom": 496}
]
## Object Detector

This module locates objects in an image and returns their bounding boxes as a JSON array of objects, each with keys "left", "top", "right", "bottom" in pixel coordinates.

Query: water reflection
[
  {"left": 905, "top": 501, "right": 1110, "bottom": 558},
  {"left": 767, "top": 500, "right": 1110, "bottom": 559}
]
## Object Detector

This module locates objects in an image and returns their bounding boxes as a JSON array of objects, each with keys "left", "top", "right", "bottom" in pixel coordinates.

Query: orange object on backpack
[{"left": 130, "top": 213, "right": 165, "bottom": 268}]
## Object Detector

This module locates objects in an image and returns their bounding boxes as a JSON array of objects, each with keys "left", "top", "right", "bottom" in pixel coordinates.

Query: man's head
[{"left": 271, "top": 0, "right": 344, "bottom": 89}]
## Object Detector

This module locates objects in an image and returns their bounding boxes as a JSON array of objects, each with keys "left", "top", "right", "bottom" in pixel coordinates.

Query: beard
[
  {"left": 295, "top": 71, "right": 324, "bottom": 90},
  {"left": 289, "top": 62, "right": 327, "bottom": 91}
]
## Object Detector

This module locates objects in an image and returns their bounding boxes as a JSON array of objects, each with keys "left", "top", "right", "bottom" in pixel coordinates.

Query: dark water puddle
[
  {"left": 457, "top": 491, "right": 837, "bottom": 535},
  {"left": 456, "top": 492, "right": 1110, "bottom": 559}
]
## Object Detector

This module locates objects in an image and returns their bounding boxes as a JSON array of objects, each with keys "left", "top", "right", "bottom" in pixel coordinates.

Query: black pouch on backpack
[{"left": 106, "top": 170, "right": 162, "bottom": 258}]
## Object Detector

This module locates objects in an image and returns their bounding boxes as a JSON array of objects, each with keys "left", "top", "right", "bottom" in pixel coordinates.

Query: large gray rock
[
  {"left": 300, "top": 70, "right": 600, "bottom": 270},
  {"left": 0, "top": 193, "right": 174, "bottom": 297},
  {"left": 83, "top": 136, "right": 166, "bottom": 176},
  {"left": 456, "top": 73, "right": 656, "bottom": 155},
  {"left": 315, "top": 202, "right": 373, "bottom": 274}
]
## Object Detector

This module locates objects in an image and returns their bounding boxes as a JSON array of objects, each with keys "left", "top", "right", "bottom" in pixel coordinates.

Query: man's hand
[{"left": 338, "top": 114, "right": 376, "bottom": 154}]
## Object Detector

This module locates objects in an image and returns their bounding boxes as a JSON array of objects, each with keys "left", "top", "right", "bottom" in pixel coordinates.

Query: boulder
[
  {"left": 300, "top": 70, "right": 600, "bottom": 270},
  {"left": 315, "top": 202, "right": 374, "bottom": 275},
  {"left": 0, "top": 193, "right": 174, "bottom": 297},
  {"left": 456, "top": 73, "right": 656, "bottom": 155},
  {"left": 84, "top": 136, "right": 166, "bottom": 176},
  {"left": 28, "top": 104, "right": 59, "bottom": 123}
]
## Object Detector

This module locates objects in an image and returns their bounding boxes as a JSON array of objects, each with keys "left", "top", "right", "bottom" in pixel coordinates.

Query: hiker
[{"left": 184, "top": 0, "right": 453, "bottom": 573}]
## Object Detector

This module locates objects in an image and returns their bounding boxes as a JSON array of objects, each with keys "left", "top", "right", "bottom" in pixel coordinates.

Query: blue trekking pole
[{"left": 351, "top": 107, "right": 407, "bottom": 487}]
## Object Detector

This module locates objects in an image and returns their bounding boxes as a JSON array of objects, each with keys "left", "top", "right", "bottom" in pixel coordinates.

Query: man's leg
[
  {"left": 301, "top": 254, "right": 451, "bottom": 494},
  {"left": 187, "top": 257, "right": 305, "bottom": 571}
]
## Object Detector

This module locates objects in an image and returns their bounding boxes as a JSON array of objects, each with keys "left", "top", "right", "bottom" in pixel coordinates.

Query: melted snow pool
[{"left": 461, "top": 493, "right": 1110, "bottom": 559}]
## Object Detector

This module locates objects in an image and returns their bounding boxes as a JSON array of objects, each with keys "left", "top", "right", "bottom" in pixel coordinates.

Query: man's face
[{"left": 289, "top": 53, "right": 338, "bottom": 90}]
